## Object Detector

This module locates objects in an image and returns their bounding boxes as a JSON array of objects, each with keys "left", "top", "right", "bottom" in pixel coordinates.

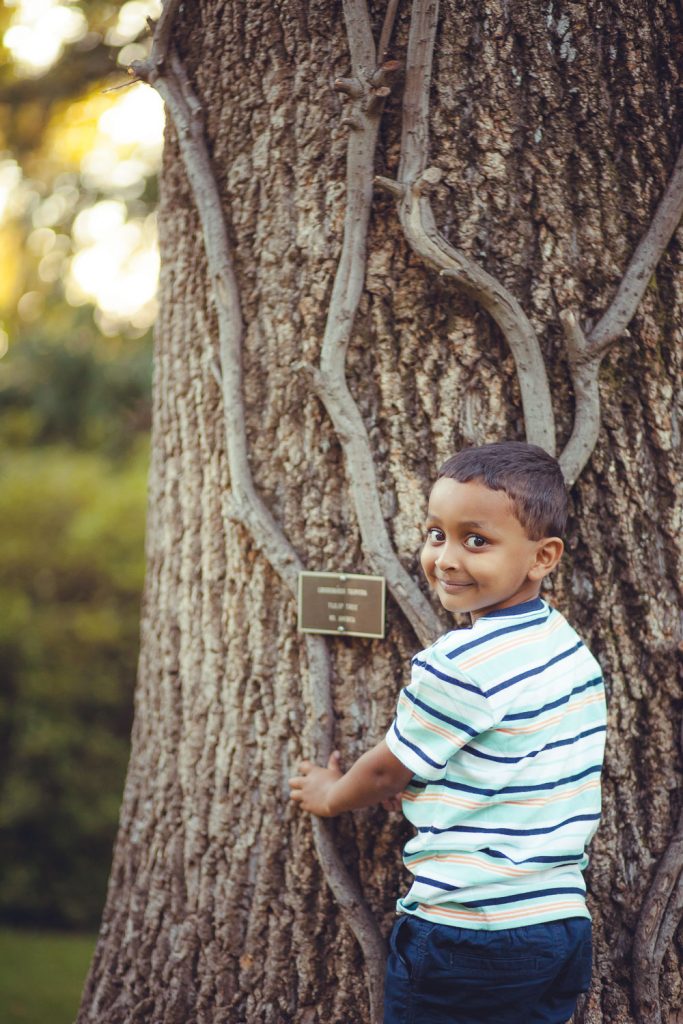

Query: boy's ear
[{"left": 528, "top": 537, "right": 564, "bottom": 581}]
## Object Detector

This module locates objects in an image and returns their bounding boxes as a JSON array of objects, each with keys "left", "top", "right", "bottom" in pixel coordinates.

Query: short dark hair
[{"left": 438, "top": 441, "right": 568, "bottom": 540}]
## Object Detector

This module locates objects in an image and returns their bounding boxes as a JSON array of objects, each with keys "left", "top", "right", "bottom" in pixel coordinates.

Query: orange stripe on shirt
[
  {"left": 405, "top": 852, "right": 531, "bottom": 878},
  {"left": 406, "top": 778, "right": 600, "bottom": 811},
  {"left": 503, "top": 779, "right": 600, "bottom": 807},
  {"left": 416, "top": 898, "right": 585, "bottom": 924},
  {"left": 459, "top": 615, "right": 564, "bottom": 672},
  {"left": 403, "top": 790, "right": 483, "bottom": 810}
]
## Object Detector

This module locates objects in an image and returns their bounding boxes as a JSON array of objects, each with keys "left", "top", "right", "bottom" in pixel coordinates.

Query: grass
[{"left": 0, "top": 927, "right": 97, "bottom": 1024}]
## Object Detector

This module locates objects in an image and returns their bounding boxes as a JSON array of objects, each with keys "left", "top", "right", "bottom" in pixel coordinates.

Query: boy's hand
[
  {"left": 290, "top": 740, "right": 412, "bottom": 817},
  {"left": 289, "top": 751, "right": 343, "bottom": 817}
]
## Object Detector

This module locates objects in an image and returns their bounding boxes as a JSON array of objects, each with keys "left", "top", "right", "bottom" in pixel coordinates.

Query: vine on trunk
[
  {"left": 131, "top": 1, "right": 683, "bottom": 1020},
  {"left": 132, "top": 3, "right": 390, "bottom": 1018},
  {"left": 377, "top": 0, "right": 683, "bottom": 487}
]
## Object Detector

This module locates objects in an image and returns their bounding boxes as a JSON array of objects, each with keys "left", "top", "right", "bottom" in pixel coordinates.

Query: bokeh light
[
  {"left": 1, "top": 0, "right": 165, "bottom": 343},
  {"left": 64, "top": 85, "right": 165, "bottom": 332},
  {"left": 3, "top": 0, "right": 88, "bottom": 75},
  {"left": 68, "top": 204, "right": 160, "bottom": 333}
]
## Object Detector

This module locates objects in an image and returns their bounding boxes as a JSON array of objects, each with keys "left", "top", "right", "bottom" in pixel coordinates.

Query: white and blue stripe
[{"left": 386, "top": 597, "right": 606, "bottom": 930}]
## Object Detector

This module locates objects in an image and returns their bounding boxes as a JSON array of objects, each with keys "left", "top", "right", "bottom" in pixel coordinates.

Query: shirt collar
[{"left": 477, "top": 597, "right": 546, "bottom": 620}]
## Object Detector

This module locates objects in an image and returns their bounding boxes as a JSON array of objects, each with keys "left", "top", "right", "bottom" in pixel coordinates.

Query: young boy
[{"left": 289, "top": 441, "right": 606, "bottom": 1024}]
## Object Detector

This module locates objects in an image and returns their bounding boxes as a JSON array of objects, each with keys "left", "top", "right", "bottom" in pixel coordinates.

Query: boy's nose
[{"left": 435, "top": 543, "right": 460, "bottom": 571}]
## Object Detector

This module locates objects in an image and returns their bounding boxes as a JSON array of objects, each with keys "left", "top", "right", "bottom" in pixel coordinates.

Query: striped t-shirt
[{"left": 385, "top": 597, "right": 606, "bottom": 931}]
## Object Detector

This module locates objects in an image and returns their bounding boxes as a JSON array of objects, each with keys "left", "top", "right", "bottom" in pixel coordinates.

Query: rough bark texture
[{"left": 78, "top": 2, "right": 683, "bottom": 1022}]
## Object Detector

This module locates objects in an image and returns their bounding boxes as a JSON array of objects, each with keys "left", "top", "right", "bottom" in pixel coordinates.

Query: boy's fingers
[{"left": 327, "top": 750, "right": 341, "bottom": 771}]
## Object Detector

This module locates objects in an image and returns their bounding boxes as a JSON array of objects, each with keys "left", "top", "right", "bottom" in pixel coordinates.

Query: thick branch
[
  {"left": 310, "top": 369, "right": 441, "bottom": 648},
  {"left": 558, "top": 143, "right": 683, "bottom": 484},
  {"left": 314, "top": 1, "right": 441, "bottom": 650},
  {"left": 149, "top": 0, "right": 183, "bottom": 74},
  {"left": 342, "top": 0, "right": 376, "bottom": 69},
  {"left": 398, "top": 0, "right": 438, "bottom": 185},
  {"left": 317, "top": 171, "right": 440, "bottom": 641},
  {"left": 589, "top": 144, "right": 683, "bottom": 356},
  {"left": 309, "top": 1, "right": 440, "bottom": 1006},
  {"left": 378, "top": 165, "right": 557, "bottom": 453},
  {"left": 377, "top": 0, "right": 401, "bottom": 62},
  {"left": 394, "top": 0, "right": 683, "bottom": 485},
  {"left": 152, "top": 74, "right": 301, "bottom": 582},
  {"left": 633, "top": 805, "right": 683, "bottom": 1024},
  {"left": 312, "top": 816, "right": 387, "bottom": 1017},
  {"left": 387, "top": 0, "right": 557, "bottom": 455},
  {"left": 557, "top": 310, "right": 601, "bottom": 487}
]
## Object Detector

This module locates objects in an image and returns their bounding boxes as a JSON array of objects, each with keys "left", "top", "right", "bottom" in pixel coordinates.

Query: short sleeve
[{"left": 385, "top": 641, "right": 495, "bottom": 782}]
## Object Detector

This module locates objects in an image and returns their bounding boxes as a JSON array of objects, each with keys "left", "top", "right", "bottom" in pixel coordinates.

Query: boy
[{"left": 289, "top": 441, "right": 606, "bottom": 1024}]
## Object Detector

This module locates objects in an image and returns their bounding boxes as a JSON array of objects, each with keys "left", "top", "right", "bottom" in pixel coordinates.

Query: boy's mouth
[{"left": 436, "top": 577, "right": 473, "bottom": 591}]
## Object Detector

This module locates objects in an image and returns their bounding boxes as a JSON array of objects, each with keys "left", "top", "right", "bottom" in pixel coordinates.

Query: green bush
[
  {"left": 0, "top": 441, "right": 148, "bottom": 927},
  {"left": 0, "top": 332, "right": 152, "bottom": 456}
]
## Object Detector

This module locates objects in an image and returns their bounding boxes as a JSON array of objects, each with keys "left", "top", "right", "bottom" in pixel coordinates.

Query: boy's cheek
[{"left": 419, "top": 547, "right": 433, "bottom": 580}]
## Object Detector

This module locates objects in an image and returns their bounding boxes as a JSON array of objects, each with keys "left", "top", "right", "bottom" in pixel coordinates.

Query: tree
[{"left": 77, "top": 1, "right": 683, "bottom": 1022}]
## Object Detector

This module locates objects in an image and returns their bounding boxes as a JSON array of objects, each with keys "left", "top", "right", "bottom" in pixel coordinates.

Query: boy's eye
[
  {"left": 426, "top": 527, "right": 445, "bottom": 543},
  {"left": 464, "top": 534, "right": 487, "bottom": 549}
]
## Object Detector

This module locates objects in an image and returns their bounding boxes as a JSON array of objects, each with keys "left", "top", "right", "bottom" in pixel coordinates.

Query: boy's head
[
  {"left": 438, "top": 441, "right": 568, "bottom": 540},
  {"left": 421, "top": 442, "right": 567, "bottom": 620}
]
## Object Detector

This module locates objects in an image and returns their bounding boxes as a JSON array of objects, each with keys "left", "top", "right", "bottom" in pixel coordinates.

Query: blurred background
[{"left": 0, "top": 2, "right": 163, "bottom": 1019}]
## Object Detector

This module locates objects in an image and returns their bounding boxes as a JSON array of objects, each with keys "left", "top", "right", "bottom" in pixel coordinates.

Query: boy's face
[{"left": 420, "top": 477, "right": 562, "bottom": 621}]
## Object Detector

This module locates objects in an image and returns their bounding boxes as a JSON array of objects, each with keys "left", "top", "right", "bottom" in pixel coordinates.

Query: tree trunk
[{"left": 78, "top": 1, "right": 683, "bottom": 1021}]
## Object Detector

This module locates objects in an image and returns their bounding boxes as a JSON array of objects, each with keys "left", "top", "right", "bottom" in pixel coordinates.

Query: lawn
[{"left": 0, "top": 928, "right": 97, "bottom": 1024}]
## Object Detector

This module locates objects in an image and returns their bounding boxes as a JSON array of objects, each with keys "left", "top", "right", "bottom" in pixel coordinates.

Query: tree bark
[{"left": 78, "top": 1, "right": 683, "bottom": 1022}]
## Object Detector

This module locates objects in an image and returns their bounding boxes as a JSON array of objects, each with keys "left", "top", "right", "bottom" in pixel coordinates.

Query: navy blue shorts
[{"left": 384, "top": 915, "right": 592, "bottom": 1024}]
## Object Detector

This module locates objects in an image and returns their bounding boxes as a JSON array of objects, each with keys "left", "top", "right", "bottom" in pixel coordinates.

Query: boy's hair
[{"left": 438, "top": 441, "right": 568, "bottom": 540}]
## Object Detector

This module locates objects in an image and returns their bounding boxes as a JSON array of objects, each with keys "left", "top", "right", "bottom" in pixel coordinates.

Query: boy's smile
[{"left": 421, "top": 477, "right": 562, "bottom": 621}]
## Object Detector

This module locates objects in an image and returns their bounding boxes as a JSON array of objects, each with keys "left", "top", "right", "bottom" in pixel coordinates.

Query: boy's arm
[{"left": 289, "top": 740, "right": 413, "bottom": 818}]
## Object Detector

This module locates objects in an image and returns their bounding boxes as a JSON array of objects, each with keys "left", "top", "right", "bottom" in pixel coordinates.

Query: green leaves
[
  {"left": 0, "top": 3, "right": 156, "bottom": 930},
  {"left": 0, "top": 441, "right": 148, "bottom": 927}
]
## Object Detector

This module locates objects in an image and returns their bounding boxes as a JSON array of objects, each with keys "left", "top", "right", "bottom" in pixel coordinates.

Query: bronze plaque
[{"left": 298, "top": 571, "right": 386, "bottom": 639}]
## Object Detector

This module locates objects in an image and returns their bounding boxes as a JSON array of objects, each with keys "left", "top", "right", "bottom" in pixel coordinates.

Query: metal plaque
[{"left": 298, "top": 571, "right": 386, "bottom": 639}]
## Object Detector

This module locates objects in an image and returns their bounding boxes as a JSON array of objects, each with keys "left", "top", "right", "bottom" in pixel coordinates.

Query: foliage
[
  {"left": 0, "top": 440, "right": 148, "bottom": 927},
  {"left": 0, "top": 926, "right": 96, "bottom": 1024},
  {"left": 0, "top": 325, "right": 152, "bottom": 455},
  {"left": 0, "top": 4, "right": 157, "bottom": 929}
]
